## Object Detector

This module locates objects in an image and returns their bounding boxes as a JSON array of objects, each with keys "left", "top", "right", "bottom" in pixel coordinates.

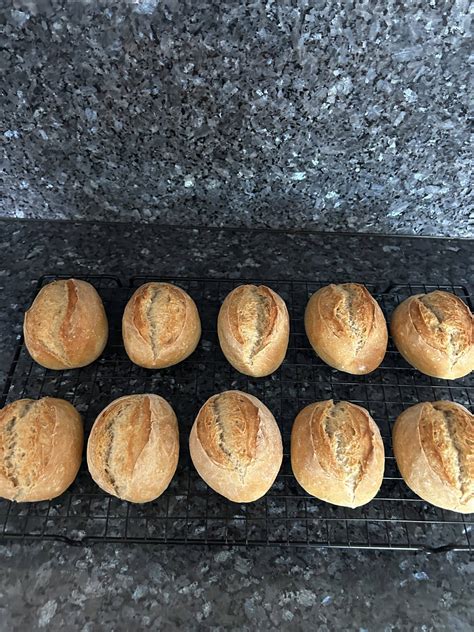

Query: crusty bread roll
[
  {"left": 122, "top": 282, "right": 201, "bottom": 369},
  {"left": 291, "top": 400, "right": 385, "bottom": 508},
  {"left": 189, "top": 390, "right": 283, "bottom": 502},
  {"left": 87, "top": 394, "right": 179, "bottom": 503},
  {"left": 24, "top": 278, "right": 108, "bottom": 370},
  {"left": 217, "top": 284, "right": 289, "bottom": 377},
  {"left": 390, "top": 291, "right": 473, "bottom": 379},
  {"left": 393, "top": 401, "right": 473, "bottom": 513},
  {"left": 304, "top": 283, "right": 388, "bottom": 374},
  {"left": 0, "top": 397, "right": 83, "bottom": 502}
]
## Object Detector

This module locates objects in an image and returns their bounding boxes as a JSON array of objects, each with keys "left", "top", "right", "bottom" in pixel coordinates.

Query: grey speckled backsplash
[{"left": 2, "top": 0, "right": 473, "bottom": 236}]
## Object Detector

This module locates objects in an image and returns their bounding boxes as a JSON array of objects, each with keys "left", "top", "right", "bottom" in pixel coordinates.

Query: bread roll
[
  {"left": 390, "top": 291, "right": 473, "bottom": 379},
  {"left": 291, "top": 400, "right": 385, "bottom": 508},
  {"left": 189, "top": 390, "right": 283, "bottom": 502},
  {"left": 393, "top": 401, "right": 473, "bottom": 513},
  {"left": 304, "top": 283, "right": 387, "bottom": 374},
  {"left": 0, "top": 397, "right": 83, "bottom": 502},
  {"left": 24, "top": 278, "right": 108, "bottom": 370},
  {"left": 217, "top": 284, "right": 289, "bottom": 377},
  {"left": 87, "top": 394, "right": 179, "bottom": 503},
  {"left": 122, "top": 282, "right": 201, "bottom": 369}
]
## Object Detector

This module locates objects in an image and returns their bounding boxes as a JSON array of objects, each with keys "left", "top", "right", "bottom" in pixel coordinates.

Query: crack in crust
[
  {"left": 228, "top": 285, "right": 278, "bottom": 365},
  {"left": 92, "top": 396, "right": 154, "bottom": 497},
  {"left": 196, "top": 392, "right": 260, "bottom": 478},
  {"left": 102, "top": 417, "right": 119, "bottom": 495},
  {"left": 26, "top": 280, "right": 76, "bottom": 366},
  {"left": 411, "top": 291, "right": 472, "bottom": 367},
  {"left": 310, "top": 401, "right": 374, "bottom": 501},
  {"left": 2, "top": 417, "right": 19, "bottom": 488},
  {"left": 131, "top": 283, "right": 187, "bottom": 359},
  {"left": 0, "top": 400, "right": 55, "bottom": 498},
  {"left": 321, "top": 284, "right": 375, "bottom": 353},
  {"left": 419, "top": 402, "right": 474, "bottom": 505}
]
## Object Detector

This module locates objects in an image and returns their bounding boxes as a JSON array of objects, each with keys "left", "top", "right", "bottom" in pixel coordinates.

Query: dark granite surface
[
  {"left": 0, "top": 220, "right": 473, "bottom": 630},
  {"left": 2, "top": 1, "right": 473, "bottom": 236}
]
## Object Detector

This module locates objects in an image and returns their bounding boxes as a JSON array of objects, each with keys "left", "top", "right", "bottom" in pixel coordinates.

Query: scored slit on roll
[
  {"left": 413, "top": 292, "right": 471, "bottom": 368},
  {"left": 190, "top": 390, "right": 283, "bottom": 502},
  {"left": 134, "top": 284, "right": 186, "bottom": 361},
  {"left": 305, "top": 283, "right": 388, "bottom": 375},
  {"left": 87, "top": 394, "right": 179, "bottom": 503},
  {"left": 291, "top": 399, "right": 385, "bottom": 508},
  {"left": 0, "top": 397, "right": 83, "bottom": 502},
  {"left": 218, "top": 285, "right": 289, "bottom": 377},
  {"left": 228, "top": 285, "right": 278, "bottom": 365},
  {"left": 122, "top": 282, "right": 201, "bottom": 369},
  {"left": 197, "top": 392, "right": 260, "bottom": 480},
  {"left": 418, "top": 402, "right": 472, "bottom": 505},
  {"left": 23, "top": 278, "right": 109, "bottom": 370},
  {"left": 390, "top": 290, "right": 473, "bottom": 379},
  {"left": 315, "top": 401, "right": 374, "bottom": 503}
]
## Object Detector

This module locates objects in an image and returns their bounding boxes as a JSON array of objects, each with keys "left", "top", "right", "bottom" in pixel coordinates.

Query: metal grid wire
[{"left": 0, "top": 274, "right": 472, "bottom": 552}]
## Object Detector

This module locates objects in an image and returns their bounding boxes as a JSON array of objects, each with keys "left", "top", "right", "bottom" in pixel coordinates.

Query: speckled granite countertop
[
  {"left": 2, "top": 1, "right": 473, "bottom": 236},
  {"left": 0, "top": 220, "right": 473, "bottom": 630}
]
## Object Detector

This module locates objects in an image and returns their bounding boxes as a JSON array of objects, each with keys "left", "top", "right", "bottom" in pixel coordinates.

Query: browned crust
[
  {"left": 318, "top": 284, "right": 375, "bottom": 350},
  {"left": 87, "top": 394, "right": 179, "bottom": 503},
  {"left": 122, "top": 282, "right": 201, "bottom": 369},
  {"left": 189, "top": 390, "right": 283, "bottom": 502},
  {"left": 0, "top": 397, "right": 83, "bottom": 502},
  {"left": 227, "top": 285, "right": 278, "bottom": 353},
  {"left": 291, "top": 400, "right": 385, "bottom": 508},
  {"left": 393, "top": 401, "right": 474, "bottom": 513},
  {"left": 391, "top": 291, "right": 474, "bottom": 379},
  {"left": 217, "top": 285, "right": 289, "bottom": 377},
  {"left": 305, "top": 284, "right": 388, "bottom": 375},
  {"left": 196, "top": 391, "right": 260, "bottom": 471},
  {"left": 23, "top": 279, "right": 108, "bottom": 370}
]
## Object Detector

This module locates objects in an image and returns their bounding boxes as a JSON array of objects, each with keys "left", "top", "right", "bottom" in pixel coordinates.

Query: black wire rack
[{"left": 0, "top": 275, "right": 472, "bottom": 552}]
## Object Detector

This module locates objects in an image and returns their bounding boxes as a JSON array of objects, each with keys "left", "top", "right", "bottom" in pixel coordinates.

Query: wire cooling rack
[{"left": 0, "top": 275, "right": 472, "bottom": 552}]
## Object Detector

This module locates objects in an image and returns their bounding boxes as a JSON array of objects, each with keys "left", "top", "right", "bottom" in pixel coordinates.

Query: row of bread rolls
[
  {"left": 24, "top": 279, "right": 473, "bottom": 379},
  {"left": 1, "top": 393, "right": 472, "bottom": 514}
]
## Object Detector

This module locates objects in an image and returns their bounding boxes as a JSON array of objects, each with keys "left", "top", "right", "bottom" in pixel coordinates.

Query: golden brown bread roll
[
  {"left": 304, "top": 283, "right": 388, "bottom": 374},
  {"left": 189, "top": 390, "right": 283, "bottom": 502},
  {"left": 217, "top": 284, "right": 289, "bottom": 377},
  {"left": 87, "top": 394, "right": 179, "bottom": 503},
  {"left": 0, "top": 397, "right": 83, "bottom": 502},
  {"left": 390, "top": 291, "right": 473, "bottom": 379},
  {"left": 291, "top": 400, "right": 385, "bottom": 508},
  {"left": 24, "top": 278, "right": 108, "bottom": 370},
  {"left": 393, "top": 401, "right": 473, "bottom": 513},
  {"left": 122, "top": 282, "right": 201, "bottom": 369}
]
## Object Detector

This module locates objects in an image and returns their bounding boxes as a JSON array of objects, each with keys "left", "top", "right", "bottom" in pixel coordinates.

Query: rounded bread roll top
[
  {"left": 189, "top": 390, "right": 283, "bottom": 502},
  {"left": 24, "top": 278, "right": 108, "bottom": 370},
  {"left": 0, "top": 397, "right": 83, "bottom": 502},
  {"left": 390, "top": 291, "right": 473, "bottom": 379},
  {"left": 291, "top": 400, "right": 385, "bottom": 508},
  {"left": 217, "top": 284, "right": 289, "bottom": 377},
  {"left": 393, "top": 401, "right": 473, "bottom": 513},
  {"left": 122, "top": 282, "right": 201, "bottom": 369},
  {"left": 87, "top": 394, "right": 179, "bottom": 503},
  {"left": 304, "top": 283, "right": 387, "bottom": 374}
]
